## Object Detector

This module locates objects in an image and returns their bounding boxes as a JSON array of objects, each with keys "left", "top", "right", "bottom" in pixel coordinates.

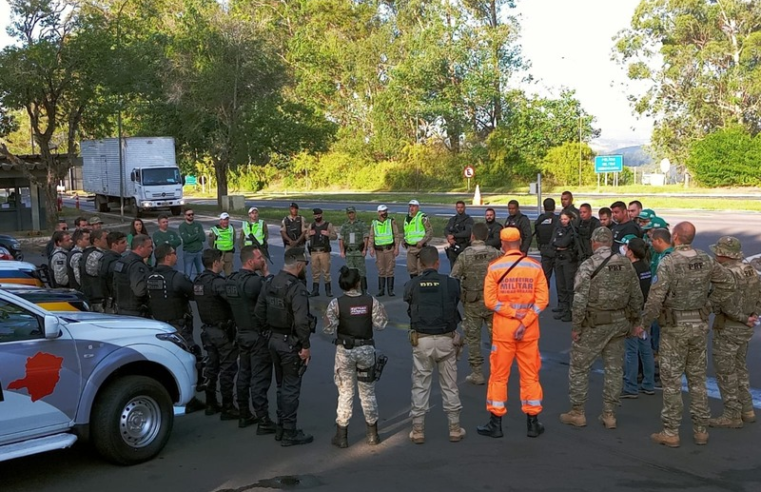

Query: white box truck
[{"left": 81, "top": 137, "right": 185, "bottom": 216}]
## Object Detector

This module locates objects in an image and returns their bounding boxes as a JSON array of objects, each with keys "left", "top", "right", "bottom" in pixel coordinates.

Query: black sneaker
[
  {"left": 640, "top": 389, "right": 655, "bottom": 396},
  {"left": 620, "top": 392, "right": 639, "bottom": 399}
]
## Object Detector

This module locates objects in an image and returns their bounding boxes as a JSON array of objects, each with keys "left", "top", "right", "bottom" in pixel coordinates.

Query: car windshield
[{"left": 141, "top": 168, "right": 181, "bottom": 186}]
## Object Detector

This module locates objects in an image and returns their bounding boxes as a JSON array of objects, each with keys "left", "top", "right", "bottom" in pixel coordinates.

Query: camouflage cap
[
  {"left": 346, "top": 206, "right": 356, "bottom": 213},
  {"left": 642, "top": 216, "right": 669, "bottom": 230},
  {"left": 591, "top": 226, "right": 613, "bottom": 243},
  {"left": 710, "top": 236, "right": 743, "bottom": 260}
]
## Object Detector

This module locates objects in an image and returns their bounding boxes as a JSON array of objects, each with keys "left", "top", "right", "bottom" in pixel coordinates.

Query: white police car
[{"left": 0, "top": 289, "right": 196, "bottom": 465}]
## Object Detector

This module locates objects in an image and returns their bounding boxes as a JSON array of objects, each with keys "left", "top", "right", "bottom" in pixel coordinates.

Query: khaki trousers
[
  {"left": 375, "top": 247, "right": 395, "bottom": 277},
  {"left": 311, "top": 251, "right": 331, "bottom": 282},
  {"left": 409, "top": 334, "right": 462, "bottom": 423}
]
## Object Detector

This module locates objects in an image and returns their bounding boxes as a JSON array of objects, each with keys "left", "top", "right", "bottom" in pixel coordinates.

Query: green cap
[
  {"left": 710, "top": 236, "right": 743, "bottom": 260},
  {"left": 616, "top": 234, "right": 639, "bottom": 245},
  {"left": 638, "top": 209, "right": 656, "bottom": 220},
  {"left": 642, "top": 216, "right": 669, "bottom": 230}
]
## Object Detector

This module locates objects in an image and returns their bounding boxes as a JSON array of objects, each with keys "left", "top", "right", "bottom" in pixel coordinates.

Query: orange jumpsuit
[{"left": 483, "top": 249, "right": 549, "bottom": 416}]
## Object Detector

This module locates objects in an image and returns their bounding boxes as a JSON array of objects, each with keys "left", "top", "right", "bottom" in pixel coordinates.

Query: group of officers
[{"left": 42, "top": 192, "right": 760, "bottom": 449}]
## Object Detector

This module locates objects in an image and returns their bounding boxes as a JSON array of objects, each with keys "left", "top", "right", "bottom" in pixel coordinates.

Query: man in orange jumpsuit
[{"left": 477, "top": 227, "right": 549, "bottom": 438}]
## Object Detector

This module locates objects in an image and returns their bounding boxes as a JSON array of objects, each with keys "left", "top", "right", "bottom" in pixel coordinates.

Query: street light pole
[
  {"left": 116, "top": 0, "right": 129, "bottom": 218},
  {"left": 578, "top": 113, "right": 582, "bottom": 187}
]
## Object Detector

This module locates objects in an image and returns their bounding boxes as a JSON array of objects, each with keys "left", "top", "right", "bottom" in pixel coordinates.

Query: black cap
[
  {"left": 290, "top": 202, "right": 299, "bottom": 209},
  {"left": 313, "top": 208, "right": 323, "bottom": 215}
]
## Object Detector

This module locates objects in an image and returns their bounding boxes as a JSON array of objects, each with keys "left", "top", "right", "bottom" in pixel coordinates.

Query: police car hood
[{"left": 52, "top": 311, "right": 175, "bottom": 334}]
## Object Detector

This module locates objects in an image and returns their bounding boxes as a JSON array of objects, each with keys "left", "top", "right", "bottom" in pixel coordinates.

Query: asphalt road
[{"left": 5, "top": 206, "right": 761, "bottom": 492}]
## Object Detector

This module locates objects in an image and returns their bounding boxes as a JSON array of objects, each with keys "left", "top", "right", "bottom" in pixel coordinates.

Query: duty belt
[
  {"left": 374, "top": 244, "right": 394, "bottom": 251},
  {"left": 405, "top": 242, "right": 426, "bottom": 248},
  {"left": 336, "top": 334, "right": 374, "bottom": 347},
  {"left": 310, "top": 247, "right": 328, "bottom": 252},
  {"left": 416, "top": 330, "right": 455, "bottom": 338},
  {"left": 346, "top": 246, "right": 362, "bottom": 252},
  {"left": 269, "top": 327, "right": 293, "bottom": 335}
]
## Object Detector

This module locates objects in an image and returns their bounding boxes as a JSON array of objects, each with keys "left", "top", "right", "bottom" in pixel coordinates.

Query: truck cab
[{"left": 130, "top": 166, "right": 185, "bottom": 216}]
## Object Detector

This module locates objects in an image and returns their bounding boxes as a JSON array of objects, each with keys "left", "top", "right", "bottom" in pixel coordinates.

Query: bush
[{"left": 687, "top": 126, "right": 761, "bottom": 187}]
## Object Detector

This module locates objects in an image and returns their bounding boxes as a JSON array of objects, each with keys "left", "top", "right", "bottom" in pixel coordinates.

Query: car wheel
[{"left": 91, "top": 375, "right": 174, "bottom": 465}]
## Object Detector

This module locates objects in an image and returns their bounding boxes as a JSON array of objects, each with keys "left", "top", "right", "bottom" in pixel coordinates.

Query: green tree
[
  {"left": 614, "top": 0, "right": 761, "bottom": 165},
  {"left": 538, "top": 142, "right": 597, "bottom": 187},
  {"left": 0, "top": 0, "right": 113, "bottom": 226}
]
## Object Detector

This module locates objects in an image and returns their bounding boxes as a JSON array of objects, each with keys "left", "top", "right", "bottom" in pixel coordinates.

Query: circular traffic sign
[
  {"left": 463, "top": 166, "right": 475, "bottom": 179},
  {"left": 660, "top": 158, "right": 671, "bottom": 174}
]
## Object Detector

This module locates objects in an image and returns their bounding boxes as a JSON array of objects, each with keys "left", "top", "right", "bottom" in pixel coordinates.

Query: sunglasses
[{"left": 185, "top": 213, "right": 194, "bottom": 217}]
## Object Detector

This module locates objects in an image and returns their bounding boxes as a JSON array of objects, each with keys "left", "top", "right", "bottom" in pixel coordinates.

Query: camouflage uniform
[
  {"left": 642, "top": 243, "right": 736, "bottom": 440},
  {"left": 340, "top": 217, "right": 369, "bottom": 277},
  {"left": 709, "top": 237, "right": 761, "bottom": 425},
  {"left": 84, "top": 247, "right": 106, "bottom": 312},
  {"left": 50, "top": 247, "right": 69, "bottom": 287},
  {"left": 565, "top": 230, "right": 643, "bottom": 422},
  {"left": 323, "top": 289, "right": 388, "bottom": 427},
  {"left": 69, "top": 245, "right": 84, "bottom": 287},
  {"left": 450, "top": 240, "right": 502, "bottom": 383}
]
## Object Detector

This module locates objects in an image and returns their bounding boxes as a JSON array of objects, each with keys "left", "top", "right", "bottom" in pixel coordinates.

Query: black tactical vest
[
  {"left": 113, "top": 254, "right": 145, "bottom": 312},
  {"left": 285, "top": 216, "right": 303, "bottom": 241},
  {"left": 100, "top": 250, "right": 121, "bottom": 300},
  {"left": 535, "top": 213, "right": 557, "bottom": 246},
  {"left": 409, "top": 272, "right": 457, "bottom": 334},
  {"left": 193, "top": 270, "right": 232, "bottom": 326},
  {"left": 337, "top": 294, "right": 373, "bottom": 340},
  {"left": 264, "top": 275, "right": 296, "bottom": 331},
  {"left": 79, "top": 247, "right": 103, "bottom": 302},
  {"left": 66, "top": 248, "right": 82, "bottom": 290},
  {"left": 226, "top": 270, "right": 262, "bottom": 332},
  {"left": 309, "top": 221, "right": 331, "bottom": 252},
  {"left": 147, "top": 268, "right": 188, "bottom": 322}
]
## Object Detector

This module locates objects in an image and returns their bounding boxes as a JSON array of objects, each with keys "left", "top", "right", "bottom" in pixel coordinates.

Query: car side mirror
[
  {"left": 44, "top": 314, "right": 61, "bottom": 339},
  {"left": 181, "top": 175, "right": 186, "bottom": 186},
  {"left": 130, "top": 171, "right": 136, "bottom": 182}
]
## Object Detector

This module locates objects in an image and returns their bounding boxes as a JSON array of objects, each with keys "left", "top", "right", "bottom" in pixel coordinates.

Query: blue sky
[{"left": 0, "top": 0, "right": 652, "bottom": 149}]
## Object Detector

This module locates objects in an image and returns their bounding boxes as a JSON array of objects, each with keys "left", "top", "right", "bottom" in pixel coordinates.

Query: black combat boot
[
  {"left": 281, "top": 428, "right": 314, "bottom": 447},
  {"left": 309, "top": 283, "right": 320, "bottom": 297},
  {"left": 331, "top": 424, "right": 349, "bottom": 448},
  {"left": 477, "top": 413, "right": 504, "bottom": 438},
  {"left": 361, "top": 276, "right": 368, "bottom": 294},
  {"left": 274, "top": 422, "right": 284, "bottom": 441},
  {"left": 204, "top": 391, "right": 220, "bottom": 416},
  {"left": 238, "top": 407, "right": 258, "bottom": 428},
  {"left": 366, "top": 422, "right": 381, "bottom": 445},
  {"left": 185, "top": 396, "right": 205, "bottom": 414},
  {"left": 387, "top": 277, "right": 395, "bottom": 296},
  {"left": 527, "top": 414, "right": 545, "bottom": 438},
  {"left": 377, "top": 278, "right": 386, "bottom": 297},
  {"left": 220, "top": 398, "right": 240, "bottom": 421},
  {"left": 257, "top": 414, "right": 277, "bottom": 435},
  {"left": 325, "top": 281, "right": 333, "bottom": 297}
]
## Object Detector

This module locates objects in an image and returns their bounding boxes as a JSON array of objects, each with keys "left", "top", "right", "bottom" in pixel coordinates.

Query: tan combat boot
[
  {"left": 449, "top": 422, "right": 467, "bottom": 442},
  {"left": 694, "top": 431, "right": 709, "bottom": 445},
  {"left": 651, "top": 430, "right": 680, "bottom": 448},
  {"left": 409, "top": 423, "right": 425, "bottom": 444},
  {"left": 742, "top": 410, "right": 756, "bottom": 423},
  {"left": 466, "top": 371, "right": 486, "bottom": 385},
  {"left": 598, "top": 412, "right": 617, "bottom": 429},
  {"left": 708, "top": 414, "right": 743, "bottom": 429},
  {"left": 559, "top": 409, "right": 587, "bottom": 427}
]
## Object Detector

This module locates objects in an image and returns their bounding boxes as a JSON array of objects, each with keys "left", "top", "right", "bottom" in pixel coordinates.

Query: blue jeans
[
  {"left": 650, "top": 320, "right": 660, "bottom": 353},
  {"left": 183, "top": 250, "right": 203, "bottom": 278},
  {"left": 624, "top": 336, "right": 655, "bottom": 393}
]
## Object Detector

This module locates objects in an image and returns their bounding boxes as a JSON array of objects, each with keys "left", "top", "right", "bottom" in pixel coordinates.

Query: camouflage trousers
[
  {"left": 712, "top": 323, "right": 754, "bottom": 418},
  {"left": 345, "top": 252, "right": 367, "bottom": 277},
  {"left": 334, "top": 344, "right": 379, "bottom": 427},
  {"left": 659, "top": 322, "right": 710, "bottom": 435},
  {"left": 462, "top": 301, "right": 493, "bottom": 370},
  {"left": 568, "top": 320, "right": 629, "bottom": 413}
]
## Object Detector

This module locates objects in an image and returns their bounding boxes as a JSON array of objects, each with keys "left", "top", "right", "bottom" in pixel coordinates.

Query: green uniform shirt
[
  {"left": 153, "top": 229, "right": 182, "bottom": 250},
  {"left": 179, "top": 221, "right": 205, "bottom": 253}
]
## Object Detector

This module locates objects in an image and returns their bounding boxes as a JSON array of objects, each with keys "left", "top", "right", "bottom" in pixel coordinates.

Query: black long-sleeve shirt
[{"left": 254, "top": 270, "right": 313, "bottom": 348}]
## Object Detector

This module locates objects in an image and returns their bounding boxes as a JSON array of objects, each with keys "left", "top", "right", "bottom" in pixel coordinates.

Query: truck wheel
[
  {"left": 170, "top": 206, "right": 182, "bottom": 216},
  {"left": 96, "top": 195, "right": 110, "bottom": 213},
  {"left": 91, "top": 375, "right": 174, "bottom": 465},
  {"left": 131, "top": 199, "right": 143, "bottom": 218}
]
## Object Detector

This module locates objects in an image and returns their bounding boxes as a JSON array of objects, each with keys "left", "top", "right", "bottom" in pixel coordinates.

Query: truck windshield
[{"left": 141, "top": 168, "right": 181, "bottom": 186}]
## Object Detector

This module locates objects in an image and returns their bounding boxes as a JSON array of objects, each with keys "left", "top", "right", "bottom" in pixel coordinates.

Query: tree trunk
[{"left": 214, "top": 158, "right": 229, "bottom": 209}]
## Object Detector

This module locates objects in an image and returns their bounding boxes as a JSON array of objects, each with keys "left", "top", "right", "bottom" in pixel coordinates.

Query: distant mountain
[{"left": 608, "top": 145, "right": 653, "bottom": 168}]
